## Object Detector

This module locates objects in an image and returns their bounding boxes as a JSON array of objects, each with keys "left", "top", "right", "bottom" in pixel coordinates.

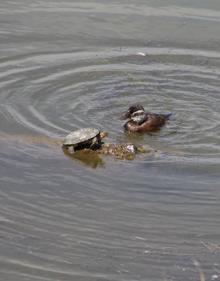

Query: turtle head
[
  {"left": 121, "top": 104, "right": 145, "bottom": 120},
  {"left": 100, "top": 131, "right": 108, "bottom": 139}
]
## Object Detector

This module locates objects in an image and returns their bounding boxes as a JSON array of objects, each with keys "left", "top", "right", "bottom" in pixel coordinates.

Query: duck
[{"left": 121, "top": 104, "right": 172, "bottom": 133}]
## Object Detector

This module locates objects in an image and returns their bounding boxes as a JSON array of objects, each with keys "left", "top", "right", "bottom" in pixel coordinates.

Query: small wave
[{"left": 0, "top": 47, "right": 220, "bottom": 156}]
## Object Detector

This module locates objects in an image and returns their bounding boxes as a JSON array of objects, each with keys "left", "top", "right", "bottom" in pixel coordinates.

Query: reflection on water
[
  {"left": 63, "top": 147, "right": 105, "bottom": 169},
  {"left": 0, "top": 0, "right": 220, "bottom": 281}
]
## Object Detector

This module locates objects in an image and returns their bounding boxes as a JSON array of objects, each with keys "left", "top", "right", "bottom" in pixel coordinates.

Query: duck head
[
  {"left": 130, "top": 109, "right": 147, "bottom": 125},
  {"left": 120, "top": 104, "right": 145, "bottom": 120}
]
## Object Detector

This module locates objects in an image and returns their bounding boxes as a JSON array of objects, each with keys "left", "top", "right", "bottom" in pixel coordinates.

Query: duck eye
[
  {"left": 131, "top": 113, "right": 137, "bottom": 117},
  {"left": 132, "top": 110, "right": 144, "bottom": 117}
]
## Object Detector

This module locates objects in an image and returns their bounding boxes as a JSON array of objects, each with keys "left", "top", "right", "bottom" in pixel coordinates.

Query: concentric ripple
[
  {"left": 1, "top": 0, "right": 220, "bottom": 279},
  {"left": 1, "top": 1, "right": 220, "bottom": 280},
  {"left": 0, "top": 47, "right": 220, "bottom": 161}
]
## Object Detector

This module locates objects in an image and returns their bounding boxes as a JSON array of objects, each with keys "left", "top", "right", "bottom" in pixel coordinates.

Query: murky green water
[{"left": 0, "top": 1, "right": 220, "bottom": 280}]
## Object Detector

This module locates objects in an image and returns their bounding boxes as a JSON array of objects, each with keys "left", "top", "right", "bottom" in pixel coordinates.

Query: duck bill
[{"left": 120, "top": 110, "right": 130, "bottom": 120}]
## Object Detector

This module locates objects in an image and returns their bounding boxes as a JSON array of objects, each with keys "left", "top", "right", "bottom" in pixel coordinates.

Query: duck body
[{"left": 121, "top": 104, "right": 171, "bottom": 133}]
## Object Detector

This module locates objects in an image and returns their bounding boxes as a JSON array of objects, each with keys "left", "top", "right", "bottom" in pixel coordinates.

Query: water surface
[{"left": 0, "top": 1, "right": 220, "bottom": 281}]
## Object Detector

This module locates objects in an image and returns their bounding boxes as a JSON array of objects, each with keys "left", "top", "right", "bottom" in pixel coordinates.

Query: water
[{"left": 0, "top": 1, "right": 220, "bottom": 280}]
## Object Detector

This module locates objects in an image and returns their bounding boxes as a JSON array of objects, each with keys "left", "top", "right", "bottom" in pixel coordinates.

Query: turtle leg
[
  {"left": 62, "top": 145, "right": 75, "bottom": 154},
  {"left": 90, "top": 137, "right": 98, "bottom": 150},
  {"left": 68, "top": 145, "right": 75, "bottom": 154},
  {"left": 90, "top": 135, "right": 103, "bottom": 150}
]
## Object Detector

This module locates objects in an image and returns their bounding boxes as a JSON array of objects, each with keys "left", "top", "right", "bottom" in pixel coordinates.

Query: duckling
[{"left": 121, "top": 104, "right": 172, "bottom": 133}]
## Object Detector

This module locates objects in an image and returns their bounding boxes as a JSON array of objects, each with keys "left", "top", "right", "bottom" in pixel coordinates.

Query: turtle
[{"left": 62, "top": 128, "right": 108, "bottom": 153}]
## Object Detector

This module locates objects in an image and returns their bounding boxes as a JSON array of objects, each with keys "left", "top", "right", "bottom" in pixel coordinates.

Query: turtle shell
[{"left": 63, "top": 128, "right": 100, "bottom": 146}]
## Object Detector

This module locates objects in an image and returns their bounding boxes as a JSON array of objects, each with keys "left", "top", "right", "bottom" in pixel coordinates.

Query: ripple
[
  {"left": 1, "top": 2, "right": 220, "bottom": 23},
  {"left": 1, "top": 1, "right": 220, "bottom": 280},
  {"left": 0, "top": 47, "right": 220, "bottom": 159}
]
